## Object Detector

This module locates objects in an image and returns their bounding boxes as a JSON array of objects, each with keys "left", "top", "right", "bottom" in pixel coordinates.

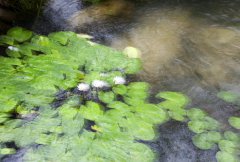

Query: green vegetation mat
[{"left": 0, "top": 27, "right": 239, "bottom": 162}]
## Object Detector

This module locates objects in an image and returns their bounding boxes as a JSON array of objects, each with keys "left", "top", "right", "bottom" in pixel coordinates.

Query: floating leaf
[
  {"left": 79, "top": 102, "right": 103, "bottom": 121},
  {"left": 228, "top": 117, "right": 240, "bottom": 129},
  {"left": 112, "top": 85, "right": 127, "bottom": 95},
  {"left": 188, "top": 120, "right": 208, "bottom": 133},
  {"left": 98, "top": 91, "right": 115, "bottom": 104},
  {"left": 48, "top": 32, "right": 73, "bottom": 45},
  {"left": 217, "top": 91, "right": 240, "bottom": 103},
  {"left": 218, "top": 140, "right": 239, "bottom": 154},
  {"left": 156, "top": 91, "right": 189, "bottom": 108},
  {"left": 187, "top": 108, "right": 207, "bottom": 120},
  {"left": 192, "top": 131, "right": 221, "bottom": 150},
  {"left": 169, "top": 109, "right": 186, "bottom": 121},
  {"left": 35, "top": 134, "right": 58, "bottom": 145},
  {"left": 188, "top": 116, "right": 219, "bottom": 134},
  {"left": 224, "top": 131, "right": 240, "bottom": 142},
  {"left": 0, "top": 36, "right": 14, "bottom": 45},
  {"left": 135, "top": 104, "right": 168, "bottom": 124},
  {"left": 7, "top": 27, "right": 32, "bottom": 42},
  {"left": 216, "top": 151, "right": 239, "bottom": 162}
]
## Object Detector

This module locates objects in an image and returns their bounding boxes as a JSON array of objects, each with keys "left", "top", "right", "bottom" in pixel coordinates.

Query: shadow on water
[{"left": 5, "top": 0, "right": 240, "bottom": 161}]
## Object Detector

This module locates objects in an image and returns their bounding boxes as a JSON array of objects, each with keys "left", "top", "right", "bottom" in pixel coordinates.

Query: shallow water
[
  {"left": 107, "top": 2, "right": 240, "bottom": 160},
  {"left": 8, "top": 0, "right": 240, "bottom": 161}
]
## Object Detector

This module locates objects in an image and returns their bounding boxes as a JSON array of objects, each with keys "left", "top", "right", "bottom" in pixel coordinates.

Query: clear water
[{"left": 14, "top": 0, "right": 240, "bottom": 161}]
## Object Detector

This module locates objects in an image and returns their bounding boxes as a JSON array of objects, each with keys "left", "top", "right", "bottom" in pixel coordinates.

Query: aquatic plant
[
  {"left": 0, "top": 27, "right": 189, "bottom": 161},
  {"left": 228, "top": 117, "right": 240, "bottom": 129},
  {"left": 186, "top": 108, "right": 240, "bottom": 161},
  {"left": 192, "top": 131, "right": 222, "bottom": 150},
  {"left": 156, "top": 92, "right": 189, "bottom": 121},
  {"left": 217, "top": 91, "right": 240, "bottom": 106},
  {"left": 1, "top": 27, "right": 239, "bottom": 162},
  {"left": 215, "top": 131, "right": 240, "bottom": 162}
]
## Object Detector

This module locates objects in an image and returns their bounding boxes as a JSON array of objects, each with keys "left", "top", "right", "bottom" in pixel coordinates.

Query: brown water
[
  {"left": 100, "top": 2, "right": 240, "bottom": 161},
  {"left": 30, "top": 0, "right": 240, "bottom": 161}
]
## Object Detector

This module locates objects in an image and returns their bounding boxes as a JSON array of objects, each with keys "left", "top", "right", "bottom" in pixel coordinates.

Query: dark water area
[{"left": 2, "top": 0, "right": 240, "bottom": 161}]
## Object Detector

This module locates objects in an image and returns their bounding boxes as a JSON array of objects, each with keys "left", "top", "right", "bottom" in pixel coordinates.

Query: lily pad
[
  {"left": 192, "top": 131, "right": 221, "bottom": 150},
  {"left": 228, "top": 117, "right": 240, "bottom": 129},
  {"left": 216, "top": 151, "right": 239, "bottom": 162},
  {"left": 187, "top": 108, "right": 207, "bottom": 120},
  {"left": 7, "top": 27, "right": 32, "bottom": 42}
]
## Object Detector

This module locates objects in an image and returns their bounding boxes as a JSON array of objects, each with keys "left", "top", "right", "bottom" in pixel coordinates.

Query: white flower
[
  {"left": 92, "top": 80, "right": 109, "bottom": 88},
  {"left": 77, "top": 83, "right": 90, "bottom": 91},
  {"left": 113, "top": 76, "right": 126, "bottom": 85},
  {"left": 8, "top": 46, "right": 19, "bottom": 52}
]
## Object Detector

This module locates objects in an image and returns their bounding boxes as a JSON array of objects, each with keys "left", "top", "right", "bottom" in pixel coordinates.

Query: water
[{"left": 22, "top": 0, "right": 240, "bottom": 161}]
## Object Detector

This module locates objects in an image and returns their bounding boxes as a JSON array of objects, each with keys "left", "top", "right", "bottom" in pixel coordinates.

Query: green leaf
[
  {"left": 207, "top": 131, "right": 222, "bottom": 143},
  {"left": 0, "top": 36, "right": 14, "bottom": 45},
  {"left": 228, "top": 117, "right": 240, "bottom": 129},
  {"left": 188, "top": 120, "right": 208, "bottom": 133},
  {"left": 205, "top": 117, "right": 220, "bottom": 130},
  {"left": 188, "top": 117, "right": 219, "bottom": 134},
  {"left": 0, "top": 99, "right": 18, "bottom": 113},
  {"left": 48, "top": 32, "right": 72, "bottom": 45},
  {"left": 6, "top": 48, "right": 21, "bottom": 58},
  {"left": 0, "top": 148, "right": 16, "bottom": 155},
  {"left": 112, "top": 85, "right": 127, "bottom": 95},
  {"left": 156, "top": 91, "right": 189, "bottom": 108},
  {"left": 125, "top": 59, "right": 142, "bottom": 74},
  {"left": 217, "top": 91, "right": 240, "bottom": 103},
  {"left": 168, "top": 109, "right": 186, "bottom": 121},
  {"left": 59, "top": 106, "right": 78, "bottom": 119},
  {"left": 35, "top": 134, "right": 58, "bottom": 145},
  {"left": 224, "top": 131, "right": 240, "bottom": 142},
  {"left": 79, "top": 102, "right": 103, "bottom": 121},
  {"left": 135, "top": 104, "right": 168, "bottom": 124},
  {"left": 128, "top": 82, "right": 150, "bottom": 92},
  {"left": 98, "top": 91, "right": 115, "bottom": 104},
  {"left": 192, "top": 134, "right": 215, "bottom": 150},
  {"left": 216, "top": 151, "right": 239, "bottom": 162},
  {"left": 7, "top": 27, "right": 32, "bottom": 42},
  {"left": 192, "top": 131, "right": 221, "bottom": 150},
  {"left": 187, "top": 108, "right": 207, "bottom": 120},
  {"left": 31, "top": 35, "right": 50, "bottom": 47},
  {"left": 120, "top": 114, "right": 156, "bottom": 140},
  {"left": 218, "top": 140, "right": 239, "bottom": 154},
  {"left": 107, "top": 101, "right": 130, "bottom": 110},
  {"left": 0, "top": 113, "right": 11, "bottom": 123}
]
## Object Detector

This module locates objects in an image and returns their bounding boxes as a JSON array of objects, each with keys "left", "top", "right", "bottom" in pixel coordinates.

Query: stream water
[{"left": 5, "top": 0, "right": 240, "bottom": 161}]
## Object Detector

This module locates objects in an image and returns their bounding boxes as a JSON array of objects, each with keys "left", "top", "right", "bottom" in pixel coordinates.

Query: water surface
[{"left": 23, "top": 0, "right": 240, "bottom": 161}]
